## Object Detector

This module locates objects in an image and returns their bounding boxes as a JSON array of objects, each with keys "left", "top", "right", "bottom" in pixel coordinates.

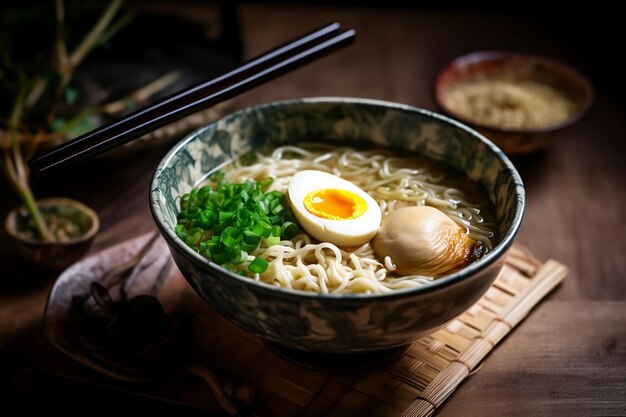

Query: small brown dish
[
  {"left": 434, "top": 51, "right": 593, "bottom": 154},
  {"left": 5, "top": 197, "right": 99, "bottom": 269}
]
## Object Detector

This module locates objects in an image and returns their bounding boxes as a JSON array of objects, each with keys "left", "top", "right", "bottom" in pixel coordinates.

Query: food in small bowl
[
  {"left": 150, "top": 97, "right": 525, "bottom": 353},
  {"left": 434, "top": 51, "right": 593, "bottom": 154},
  {"left": 5, "top": 197, "right": 99, "bottom": 269}
]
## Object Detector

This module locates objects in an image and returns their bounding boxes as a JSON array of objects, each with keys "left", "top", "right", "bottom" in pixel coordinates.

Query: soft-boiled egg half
[{"left": 288, "top": 170, "right": 382, "bottom": 246}]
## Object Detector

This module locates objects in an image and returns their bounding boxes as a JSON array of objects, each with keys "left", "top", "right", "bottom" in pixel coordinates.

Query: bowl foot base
[{"left": 266, "top": 342, "right": 410, "bottom": 373}]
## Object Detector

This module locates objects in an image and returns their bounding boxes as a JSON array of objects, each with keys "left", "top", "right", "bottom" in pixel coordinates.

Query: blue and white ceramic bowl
[{"left": 150, "top": 97, "right": 525, "bottom": 353}]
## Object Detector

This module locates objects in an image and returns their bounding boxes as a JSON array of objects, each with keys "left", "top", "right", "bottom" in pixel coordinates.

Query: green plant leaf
[
  {"left": 64, "top": 87, "right": 79, "bottom": 106},
  {"left": 51, "top": 118, "right": 66, "bottom": 132}
]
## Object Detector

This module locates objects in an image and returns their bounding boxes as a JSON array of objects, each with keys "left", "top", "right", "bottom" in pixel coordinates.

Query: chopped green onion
[
  {"left": 252, "top": 221, "right": 272, "bottom": 237},
  {"left": 266, "top": 235, "right": 280, "bottom": 247},
  {"left": 219, "top": 210, "right": 234, "bottom": 223},
  {"left": 281, "top": 221, "right": 299, "bottom": 239},
  {"left": 222, "top": 226, "right": 242, "bottom": 248},
  {"left": 185, "top": 227, "right": 204, "bottom": 246},
  {"left": 248, "top": 257, "right": 269, "bottom": 273},
  {"left": 176, "top": 176, "right": 301, "bottom": 277},
  {"left": 267, "top": 190, "right": 283, "bottom": 200},
  {"left": 268, "top": 198, "right": 280, "bottom": 212},
  {"left": 243, "top": 230, "right": 261, "bottom": 244},
  {"left": 258, "top": 177, "right": 273, "bottom": 189},
  {"left": 186, "top": 206, "right": 201, "bottom": 219},
  {"left": 241, "top": 242, "right": 258, "bottom": 252},
  {"left": 175, "top": 224, "right": 187, "bottom": 239}
]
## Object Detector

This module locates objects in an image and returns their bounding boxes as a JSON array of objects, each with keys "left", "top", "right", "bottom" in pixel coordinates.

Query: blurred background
[{"left": 1, "top": 1, "right": 623, "bottom": 416}]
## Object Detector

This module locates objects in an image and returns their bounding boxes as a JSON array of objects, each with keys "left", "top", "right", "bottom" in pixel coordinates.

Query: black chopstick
[
  {"left": 36, "top": 22, "right": 342, "bottom": 163},
  {"left": 28, "top": 24, "right": 355, "bottom": 176}
]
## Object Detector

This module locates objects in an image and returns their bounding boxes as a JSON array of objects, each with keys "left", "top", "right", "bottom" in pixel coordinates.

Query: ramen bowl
[{"left": 150, "top": 97, "right": 525, "bottom": 353}]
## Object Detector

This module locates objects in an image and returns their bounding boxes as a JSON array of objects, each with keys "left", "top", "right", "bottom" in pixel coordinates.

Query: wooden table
[{"left": 1, "top": 4, "right": 625, "bottom": 416}]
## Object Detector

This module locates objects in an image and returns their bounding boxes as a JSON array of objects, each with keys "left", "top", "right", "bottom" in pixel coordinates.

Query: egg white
[{"left": 288, "top": 170, "right": 382, "bottom": 247}]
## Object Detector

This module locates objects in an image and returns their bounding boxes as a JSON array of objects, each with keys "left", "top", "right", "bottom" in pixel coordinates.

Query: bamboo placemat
[
  {"left": 46, "top": 239, "right": 567, "bottom": 416},
  {"left": 185, "top": 245, "right": 568, "bottom": 416}
]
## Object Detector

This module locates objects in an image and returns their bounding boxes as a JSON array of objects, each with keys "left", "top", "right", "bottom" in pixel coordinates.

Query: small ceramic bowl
[
  {"left": 150, "top": 97, "right": 525, "bottom": 353},
  {"left": 5, "top": 197, "right": 99, "bottom": 269},
  {"left": 434, "top": 51, "right": 593, "bottom": 154}
]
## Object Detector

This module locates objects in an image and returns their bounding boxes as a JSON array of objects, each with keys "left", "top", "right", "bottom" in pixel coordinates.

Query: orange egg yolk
[{"left": 303, "top": 188, "right": 367, "bottom": 220}]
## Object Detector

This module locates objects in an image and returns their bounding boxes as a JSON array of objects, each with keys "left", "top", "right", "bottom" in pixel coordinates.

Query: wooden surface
[{"left": 1, "top": 4, "right": 625, "bottom": 416}]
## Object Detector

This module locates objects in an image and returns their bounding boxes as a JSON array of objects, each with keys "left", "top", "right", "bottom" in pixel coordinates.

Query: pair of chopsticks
[{"left": 28, "top": 23, "right": 356, "bottom": 176}]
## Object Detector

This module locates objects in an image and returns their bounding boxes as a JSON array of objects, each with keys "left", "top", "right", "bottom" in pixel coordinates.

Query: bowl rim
[
  {"left": 433, "top": 50, "right": 594, "bottom": 134},
  {"left": 150, "top": 96, "right": 525, "bottom": 302}
]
